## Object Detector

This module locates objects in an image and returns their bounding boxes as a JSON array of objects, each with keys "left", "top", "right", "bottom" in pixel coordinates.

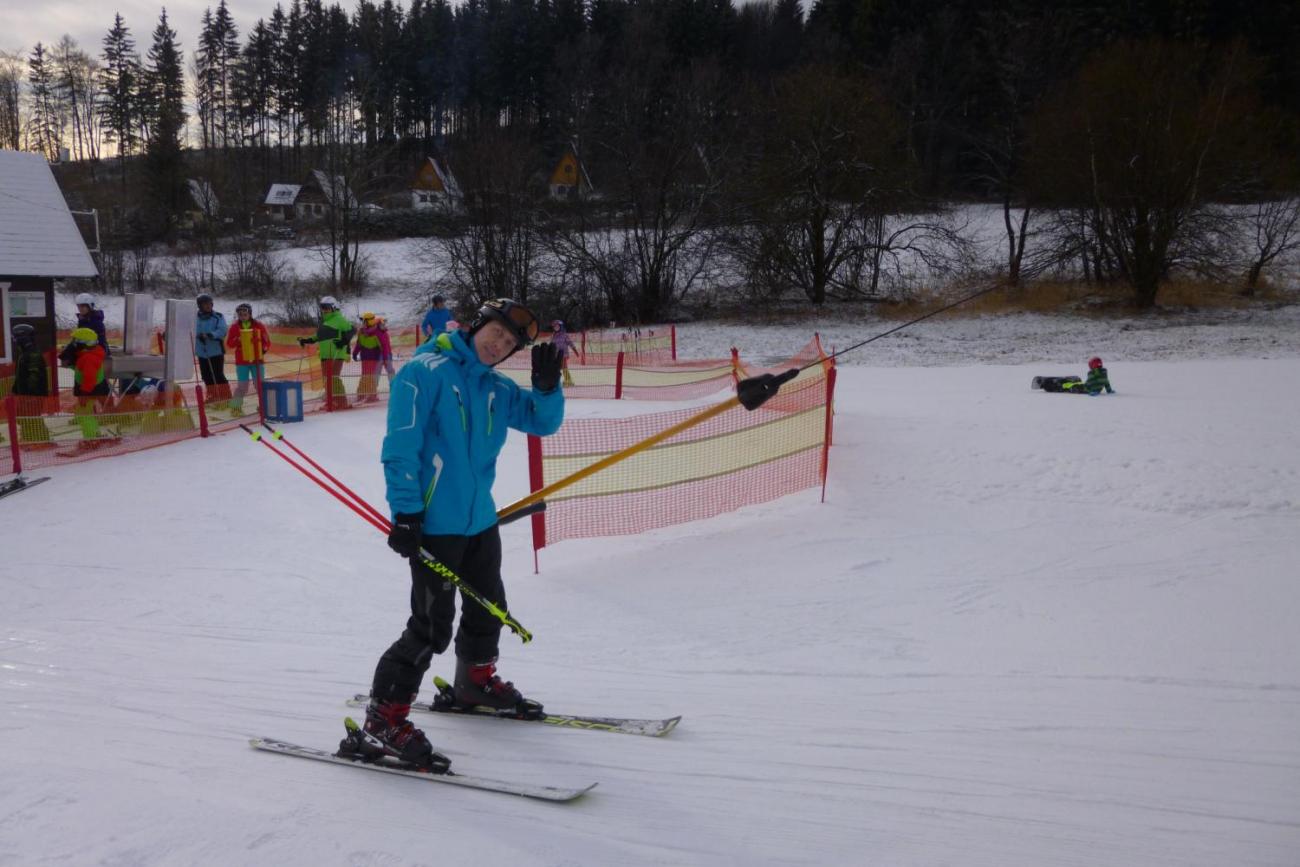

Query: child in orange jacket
[{"left": 225, "top": 302, "right": 272, "bottom": 414}]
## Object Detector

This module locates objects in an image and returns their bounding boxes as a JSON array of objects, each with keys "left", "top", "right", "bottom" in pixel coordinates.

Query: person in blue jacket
[
  {"left": 194, "top": 293, "right": 231, "bottom": 400},
  {"left": 419, "top": 295, "right": 452, "bottom": 343},
  {"left": 362, "top": 298, "right": 564, "bottom": 769}
]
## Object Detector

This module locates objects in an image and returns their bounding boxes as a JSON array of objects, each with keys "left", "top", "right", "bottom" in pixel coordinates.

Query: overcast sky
[{"left": 3, "top": 1, "right": 272, "bottom": 64}]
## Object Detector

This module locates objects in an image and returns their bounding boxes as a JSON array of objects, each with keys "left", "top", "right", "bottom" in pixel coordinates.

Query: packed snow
[{"left": 2, "top": 316, "right": 1299, "bottom": 866}]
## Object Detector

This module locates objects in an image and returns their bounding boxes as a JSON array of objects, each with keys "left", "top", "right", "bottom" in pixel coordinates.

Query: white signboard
[
  {"left": 165, "top": 298, "right": 197, "bottom": 382},
  {"left": 7, "top": 291, "right": 46, "bottom": 318},
  {"left": 124, "top": 293, "right": 156, "bottom": 355}
]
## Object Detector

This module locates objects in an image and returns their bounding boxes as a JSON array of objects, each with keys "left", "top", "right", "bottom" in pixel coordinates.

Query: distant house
[
  {"left": 411, "top": 156, "right": 461, "bottom": 209},
  {"left": 263, "top": 184, "right": 302, "bottom": 222},
  {"left": 178, "top": 178, "right": 220, "bottom": 231},
  {"left": 548, "top": 142, "right": 594, "bottom": 201},
  {"left": 295, "top": 169, "right": 358, "bottom": 222},
  {"left": 0, "top": 150, "right": 98, "bottom": 370}
]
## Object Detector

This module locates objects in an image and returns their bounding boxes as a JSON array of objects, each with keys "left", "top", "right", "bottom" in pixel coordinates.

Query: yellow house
[
  {"left": 412, "top": 157, "right": 461, "bottom": 209},
  {"left": 548, "top": 143, "right": 594, "bottom": 201}
]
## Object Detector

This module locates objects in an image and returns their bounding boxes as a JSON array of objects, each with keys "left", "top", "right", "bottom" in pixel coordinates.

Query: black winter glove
[
  {"left": 531, "top": 342, "right": 563, "bottom": 393},
  {"left": 297, "top": 336, "right": 312, "bottom": 347},
  {"left": 387, "top": 512, "right": 424, "bottom": 558}
]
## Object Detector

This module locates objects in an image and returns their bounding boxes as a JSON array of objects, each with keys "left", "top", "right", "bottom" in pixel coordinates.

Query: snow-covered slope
[{"left": 2, "top": 350, "right": 1298, "bottom": 865}]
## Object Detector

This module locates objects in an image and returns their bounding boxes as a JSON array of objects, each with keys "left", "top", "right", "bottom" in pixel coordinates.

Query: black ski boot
[
  {"left": 451, "top": 658, "right": 544, "bottom": 719},
  {"left": 338, "top": 701, "right": 450, "bottom": 773}
]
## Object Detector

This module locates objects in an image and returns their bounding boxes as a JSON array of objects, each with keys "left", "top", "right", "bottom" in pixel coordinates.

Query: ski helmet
[
  {"left": 74, "top": 292, "right": 95, "bottom": 308},
  {"left": 469, "top": 298, "right": 540, "bottom": 352},
  {"left": 361, "top": 311, "right": 376, "bottom": 323},
  {"left": 196, "top": 293, "right": 215, "bottom": 308},
  {"left": 70, "top": 327, "right": 98, "bottom": 346},
  {"left": 12, "top": 323, "right": 36, "bottom": 344},
  {"left": 236, "top": 302, "right": 252, "bottom": 315},
  {"left": 551, "top": 320, "right": 564, "bottom": 331},
  {"left": 319, "top": 295, "right": 339, "bottom": 310},
  {"left": 1088, "top": 356, "right": 1103, "bottom": 370}
]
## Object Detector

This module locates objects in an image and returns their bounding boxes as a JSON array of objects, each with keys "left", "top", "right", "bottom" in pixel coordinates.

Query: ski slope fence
[
  {"left": 0, "top": 325, "right": 747, "bottom": 474},
  {"left": 524, "top": 337, "right": 836, "bottom": 562}
]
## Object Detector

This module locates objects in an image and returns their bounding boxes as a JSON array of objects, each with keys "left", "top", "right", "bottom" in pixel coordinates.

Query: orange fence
[
  {"left": 524, "top": 337, "right": 835, "bottom": 561},
  {"left": 3, "top": 327, "right": 834, "bottom": 524}
]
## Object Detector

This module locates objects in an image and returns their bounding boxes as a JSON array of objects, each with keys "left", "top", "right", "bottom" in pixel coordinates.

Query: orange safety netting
[
  {"left": 577, "top": 326, "right": 676, "bottom": 365},
  {"left": 525, "top": 338, "right": 835, "bottom": 555}
]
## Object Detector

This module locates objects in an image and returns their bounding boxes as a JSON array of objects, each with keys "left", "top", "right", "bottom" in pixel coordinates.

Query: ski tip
[
  {"left": 432, "top": 675, "right": 451, "bottom": 690},
  {"left": 343, "top": 716, "right": 360, "bottom": 733},
  {"left": 659, "top": 716, "right": 683, "bottom": 736}
]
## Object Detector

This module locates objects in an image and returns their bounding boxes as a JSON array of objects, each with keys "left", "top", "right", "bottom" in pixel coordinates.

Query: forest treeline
[{"left": 2, "top": 0, "right": 1298, "bottom": 319}]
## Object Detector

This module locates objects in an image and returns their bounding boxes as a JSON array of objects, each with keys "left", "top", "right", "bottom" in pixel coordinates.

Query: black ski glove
[
  {"left": 297, "top": 336, "right": 312, "bottom": 347},
  {"left": 531, "top": 342, "right": 563, "bottom": 393},
  {"left": 387, "top": 512, "right": 424, "bottom": 558}
]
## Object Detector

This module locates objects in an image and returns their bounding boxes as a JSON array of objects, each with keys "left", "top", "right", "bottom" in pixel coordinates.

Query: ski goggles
[{"left": 479, "top": 298, "right": 540, "bottom": 347}]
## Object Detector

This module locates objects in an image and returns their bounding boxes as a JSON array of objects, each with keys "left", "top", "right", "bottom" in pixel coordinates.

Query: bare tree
[
  {"left": 436, "top": 126, "right": 542, "bottom": 304},
  {"left": 550, "top": 60, "right": 734, "bottom": 322},
  {"left": 1241, "top": 198, "right": 1300, "bottom": 295}
]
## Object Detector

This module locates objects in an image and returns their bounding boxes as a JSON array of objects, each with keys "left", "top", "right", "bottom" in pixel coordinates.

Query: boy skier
[{"left": 361, "top": 298, "right": 564, "bottom": 770}]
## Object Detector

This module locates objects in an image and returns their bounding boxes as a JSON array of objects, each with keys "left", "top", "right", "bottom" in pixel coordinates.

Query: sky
[{"left": 2, "top": 1, "right": 272, "bottom": 63}]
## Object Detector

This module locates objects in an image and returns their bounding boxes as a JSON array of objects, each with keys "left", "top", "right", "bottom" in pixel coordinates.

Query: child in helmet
[
  {"left": 357, "top": 298, "right": 564, "bottom": 772},
  {"left": 195, "top": 293, "right": 231, "bottom": 402},
  {"left": 1060, "top": 357, "right": 1115, "bottom": 395},
  {"left": 297, "top": 296, "right": 354, "bottom": 409},
  {"left": 225, "top": 302, "right": 271, "bottom": 414},
  {"left": 73, "top": 293, "right": 110, "bottom": 355},
  {"left": 353, "top": 312, "right": 393, "bottom": 403},
  {"left": 62, "top": 327, "right": 111, "bottom": 440},
  {"left": 550, "top": 319, "right": 575, "bottom": 387}
]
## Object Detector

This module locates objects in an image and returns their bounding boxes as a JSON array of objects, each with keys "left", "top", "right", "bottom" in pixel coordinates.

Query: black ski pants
[
  {"left": 370, "top": 525, "right": 506, "bottom": 704},
  {"left": 198, "top": 354, "right": 229, "bottom": 386}
]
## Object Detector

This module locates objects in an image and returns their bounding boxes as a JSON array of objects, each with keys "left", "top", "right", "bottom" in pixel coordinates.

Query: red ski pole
[
  {"left": 240, "top": 424, "right": 534, "bottom": 642},
  {"left": 260, "top": 421, "right": 390, "bottom": 529}
]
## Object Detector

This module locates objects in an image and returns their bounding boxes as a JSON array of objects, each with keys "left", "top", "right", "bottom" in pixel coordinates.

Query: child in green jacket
[{"left": 1061, "top": 357, "right": 1115, "bottom": 395}]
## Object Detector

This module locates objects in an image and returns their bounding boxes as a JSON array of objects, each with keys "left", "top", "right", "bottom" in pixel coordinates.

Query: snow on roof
[
  {"left": 264, "top": 183, "right": 302, "bottom": 206},
  {"left": 0, "top": 149, "right": 98, "bottom": 278},
  {"left": 310, "top": 169, "right": 358, "bottom": 209}
]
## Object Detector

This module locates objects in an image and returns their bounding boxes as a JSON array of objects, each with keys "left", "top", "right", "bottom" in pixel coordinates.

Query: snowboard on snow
[{"left": 1031, "top": 375, "right": 1082, "bottom": 392}]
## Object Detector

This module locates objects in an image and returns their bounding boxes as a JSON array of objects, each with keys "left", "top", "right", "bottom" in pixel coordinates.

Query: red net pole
[
  {"left": 527, "top": 433, "right": 546, "bottom": 571},
  {"left": 614, "top": 351, "right": 624, "bottom": 400},
  {"left": 196, "top": 385, "right": 210, "bottom": 437},
  {"left": 5, "top": 395, "right": 20, "bottom": 475},
  {"left": 821, "top": 367, "right": 837, "bottom": 503}
]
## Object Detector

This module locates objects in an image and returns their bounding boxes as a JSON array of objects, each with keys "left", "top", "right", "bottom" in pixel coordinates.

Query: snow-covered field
[{"left": 3, "top": 318, "right": 1299, "bottom": 866}]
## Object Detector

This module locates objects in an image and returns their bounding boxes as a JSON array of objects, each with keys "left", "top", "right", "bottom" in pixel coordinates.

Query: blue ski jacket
[
  {"left": 195, "top": 310, "right": 229, "bottom": 358},
  {"left": 382, "top": 330, "right": 564, "bottom": 536}
]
